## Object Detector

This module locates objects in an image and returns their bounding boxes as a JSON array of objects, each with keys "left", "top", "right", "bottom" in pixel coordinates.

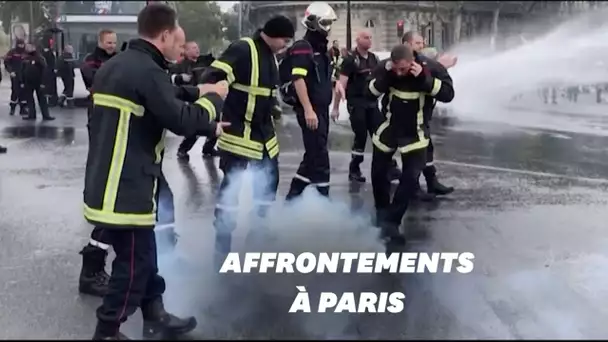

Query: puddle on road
[{"left": 1, "top": 125, "right": 75, "bottom": 145}]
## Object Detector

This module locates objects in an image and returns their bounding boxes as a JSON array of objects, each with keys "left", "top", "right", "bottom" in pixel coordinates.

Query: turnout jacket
[
  {"left": 368, "top": 59, "right": 454, "bottom": 154},
  {"left": 202, "top": 29, "right": 280, "bottom": 160},
  {"left": 57, "top": 51, "right": 76, "bottom": 79},
  {"left": 83, "top": 39, "right": 224, "bottom": 228},
  {"left": 381, "top": 52, "right": 452, "bottom": 124},
  {"left": 170, "top": 54, "right": 215, "bottom": 86},
  {"left": 81, "top": 46, "right": 117, "bottom": 90},
  {"left": 20, "top": 51, "right": 47, "bottom": 85}
]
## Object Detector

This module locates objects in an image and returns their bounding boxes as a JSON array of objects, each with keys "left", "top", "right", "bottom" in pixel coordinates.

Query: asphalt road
[{"left": 1, "top": 102, "right": 608, "bottom": 339}]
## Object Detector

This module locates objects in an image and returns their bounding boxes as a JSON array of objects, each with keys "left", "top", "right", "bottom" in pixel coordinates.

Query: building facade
[{"left": 245, "top": 1, "right": 547, "bottom": 52}]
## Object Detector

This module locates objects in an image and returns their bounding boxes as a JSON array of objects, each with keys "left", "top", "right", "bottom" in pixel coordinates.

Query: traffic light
[{"left": 397, "top": 20, "right": 404, "bottom": 39}]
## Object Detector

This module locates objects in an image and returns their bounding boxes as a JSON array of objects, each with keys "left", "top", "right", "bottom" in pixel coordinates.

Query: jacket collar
[
  {"left": 127, "top": 38, "right": 169, "bottom": 70},
  {"left": 253, "top": 29, "right": 273, "bottom": 55},
  {"left": 94, "top": 46, "right": 116, "bottom": 59}
]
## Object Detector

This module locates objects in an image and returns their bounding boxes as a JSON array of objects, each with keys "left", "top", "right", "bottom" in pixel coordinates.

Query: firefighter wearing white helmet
[{"left": 281, "top": 2, "right": 337, "bottom": 200}]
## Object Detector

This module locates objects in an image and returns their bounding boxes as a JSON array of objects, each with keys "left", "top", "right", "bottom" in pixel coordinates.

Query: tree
[
  {"left": 490, "top": 1, "right": 502, "bottom": 50},
  {"left": 0, "top": 1, "right": 52, "bottom": 37},
  {"left": 176, "top": 1, "right": 224, "bottom": 52},
  {"left": 222, "top": 9, "right": 239, "bottom": 42}
]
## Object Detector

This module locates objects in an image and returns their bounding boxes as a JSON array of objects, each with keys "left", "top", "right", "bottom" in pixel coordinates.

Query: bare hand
[
  {"left": 409, "top": 62, "right": 423, "bottom": 77},
  {"left": 304, "top": 108, "right": 318, "bottom": 130},
  {"left": 331, "top": 106, "right": 340, "bottom": 122},
  {"left": 181, "top": 73, "right": 192, "bottom": 82},
  {"left": 438, "top": 54, "right": 458, "bottom": 69},
  {"left": 213, "top": 80, "right": 229, "bottom": 99},
  {"left": 198, "top": 80, "right": 229, "bottom": 99},
  {"left": 214, "top": 121, "right": 231, "bottom": 137}
]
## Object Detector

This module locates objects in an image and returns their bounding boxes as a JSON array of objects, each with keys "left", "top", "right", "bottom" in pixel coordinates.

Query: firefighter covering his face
[
  {"left": 172, "top": 41, "right": 220, "bottom": 160},
  {"left": 284, "top": 1, "right": 337, "bottom": 200},
  {"left": 20, "top": 43, "right": 55, "bottom": 121},
  {"left": 202, "top": 16, "right": 294, "bottom": 267},
  {"left": 367, "top": 44, "right": 454, "bottom": 245},
  {"left": 332, "top": 29, "right": 401, "bottom": 183},
  {"left": 58, "top": 44, "right": 76, "bottom": 108},
  {"left": 4, "top": 39, "right": 28, "bottom": 116}
]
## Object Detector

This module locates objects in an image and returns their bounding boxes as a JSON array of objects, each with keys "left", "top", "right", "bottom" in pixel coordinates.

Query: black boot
[
  {"left": 19, "top": 104, "right": 28, "bottom": 116},
  {"left": 348, "top": 159, "right": 366, "bottom": 183},
  {"left": 176, "top": 150, "right": 189, "bottom": 161},
  {"left": 141, "top": 298, "right": 197, "bottom": 340},
  {"left": 9, "top": 105, "right": 15, "bottom": 116},
  {"left": 427, "top": 178, "right": 454, "bottom": 196},
  {"left": 202, "top": 148, "right": 219, "bottom": 159},
  {"left": 412, "top": 182, "right": 436, "bottom": 202},
  {"left": 79, "top": 245, "right": 110, "bottom": 297},
  {"left": 376, "top": 209, "right": 406, "bottom": 245},
  {"left": 0, "top": 145, "right": 6, "bottom": 154}
]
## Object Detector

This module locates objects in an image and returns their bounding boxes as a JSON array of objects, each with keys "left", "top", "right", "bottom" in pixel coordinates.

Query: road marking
[
  {"left": 437, "top": 160, "right": 608, "bottom": 184},
  {"left": 1, "top": 137, "right": 36, "bottom": 148}
]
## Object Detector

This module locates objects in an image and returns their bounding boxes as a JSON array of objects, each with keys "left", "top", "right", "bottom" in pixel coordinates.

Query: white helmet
[{"left": 301, "top": 2, "right": 338, "bottom": 34}]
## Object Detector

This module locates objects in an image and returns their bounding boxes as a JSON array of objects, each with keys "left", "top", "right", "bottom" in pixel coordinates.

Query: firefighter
[
  {"left": 284, "top": 1, "right": 337, "bottom": 200},
  {"left": 85, "top": 4, "right": 229, "bottom": 339},
  {"left": 4, "top": 39, "right": 28, "bottom": 116},
  {"left": 40, "top": 38, "right": 59, "bottom": 107},
  {"left": 201, "top": 15, "right": 294, "bottom": 267},
  {"left": 57, "top": 44, "right": 76, "bottom": 108},
  {"left": 173, "top": 41, "right": 219, "bottom": 161},
  {"left": 332, "top": 29, "right": 401, "bottom": 183},
  {"left": 401, "top": 31, "right": 455, "bottom": 200},
  {"left": 20, "top": 43, "right": 55, "bottom": 121},
  {"left": 81, "top": 29, "right": 117, "bottom": 130},
  {"left": 368, "top": 44, "right": 454, "bottom": 245}
]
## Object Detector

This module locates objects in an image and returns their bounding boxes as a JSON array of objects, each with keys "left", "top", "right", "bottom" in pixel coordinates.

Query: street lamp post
[{"left": 346, "top": 0, "right": 352, "bottom": 50}]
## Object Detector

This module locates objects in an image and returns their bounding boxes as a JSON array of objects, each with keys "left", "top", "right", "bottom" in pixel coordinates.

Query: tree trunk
[
  {"left": 490, "top": 3, "right": 501, "bottom": 50},
  {"left": 452, "top": 9, "right": 462, "bottom": 44}
]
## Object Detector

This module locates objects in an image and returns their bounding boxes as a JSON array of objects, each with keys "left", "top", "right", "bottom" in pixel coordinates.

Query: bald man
[
  {"left": 401, "top": 31, "right": 455, "bottom": 199},
  {"left": 333, "top": 30, "right": 401, "bottom": 183}
]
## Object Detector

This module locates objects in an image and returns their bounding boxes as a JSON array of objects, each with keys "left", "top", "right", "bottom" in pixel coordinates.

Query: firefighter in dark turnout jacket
[
  {"left": 285, "top": 2, "right": 337, "bottom": 199},
  {"left": 4, "top": 39, "right": 27, "bottom": 116},
  {"left": 202, "top": 16, "right": 294, "bottom": 266},
  {"left": 57, "top": 45, "right": 76, "bottom": 108},
  {"left": 172, "top": 41, "right": 219, "bottom": 160},
  {"left": 368, "top": 44, "right": 454, "bottom": 245},
  {"left": 85, "top": 5, "right": 229, "bottom": 339},
  {"left": 40, "top": 39, "right": 59, "bottom": 107},
  {"left": 333, "top": 29, "right": 401, "bottom": 183},
  {"left": 20, "top": 44, "right": 54, "bottom": 121}
]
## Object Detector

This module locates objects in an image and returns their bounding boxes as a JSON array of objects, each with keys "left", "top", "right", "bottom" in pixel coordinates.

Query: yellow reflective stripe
[
  {"left": 151, "top": 177, "right": 158, "bottom": 214},
  {"left": 372, "top": 118, "right": 395, "bottom": 153},
  {"left": 219, "top": 133, "right": 263, "bottom": 150},
  {"left": 398, "top": 96, "right": 428, "bottom": 154},
  {"left": 389, "top": 88, "right": 420, "bottom": 100},
  {"left": 231, "top": 83, "right": 273, "bottom": 97},
  {"left": 102, "top": 109, "right": 130, "bottom": 212},
  {"left": 265, "top": 136, "right": 278, "bottom": 150},
  {"left": 268, "top": 144, "right": 279, "bottom": 158},
  {"left": 154, "top": 129, "right": 166, "bottom": 164},
  {"left": 210, "top": 60, "right": 235, "bottom": 84},
  {"left": 369, "top": 79, "right": 381, "bottom": 97},
  {"left": 292, "top": 67, "right": 308, "bottom": 76},
  {"left": 194, "top": 97, "right": 217, "bottom": 121},
  {"left": 93, "top": 93, "right": 144, "bottom": 116},
  {"left": 244, "top": 38, "right": 259, "bottom": 141},
  {"left": 218, "top": 140, "right": 263, "bottom": 159},
  {"left": 430, "top": 78, "right": 442, "bottom": 96},
  {"left": 84, "top": 204, "right": 156, "bottom": 227}
]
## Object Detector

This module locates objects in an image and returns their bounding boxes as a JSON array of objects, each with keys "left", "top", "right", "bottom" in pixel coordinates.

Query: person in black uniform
[
  {"left": 78, "top": 29, "right": 119, "bottom": 299},
  {"left": 203, "top": 16, "right": 293, "bottom": 266},
  {"left": 172, "top": 41, "right": 219, "bottom": 160},
  {"left": 57, "top": 45, "right": 76, "bottom": 108},
  {"left": 285, "top": 2, "right": 337, "bottom": 200},
  {"left": 86, "top": 4, "right": 229, "bottom": 339},
  {"left": 367, "top": 44, "right": 454, "bottom": 245},
  {"left": 402, "top": 31, "right": 455, "bottom": 200},
  {"left": 20, "top": 43, "right": 55, "bottom": 121},
  {"left": 332, "top": 29, "right": 401, "bottom": 183},
  {"left": 40, "top": 38, "right": 59, "bottom": 107},
  {"left": 4, "top": 39, "right": 28, "bottom": 116}
]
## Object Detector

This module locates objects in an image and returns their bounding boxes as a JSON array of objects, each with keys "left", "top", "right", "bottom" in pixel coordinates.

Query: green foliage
[
  {"left": 222, "top": 10, "right": 239, "bottom": 42},
  {"left": 176, "top": 1, "right": 225, "bottom": 52},
  {"left": 0, "top": 1, "right": 51, "bottom": 36}
]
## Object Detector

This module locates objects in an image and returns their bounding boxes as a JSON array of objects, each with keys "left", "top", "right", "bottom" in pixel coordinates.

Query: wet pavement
[{"left": 2, "top": 104, "right": 608, "bottom": 339}]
